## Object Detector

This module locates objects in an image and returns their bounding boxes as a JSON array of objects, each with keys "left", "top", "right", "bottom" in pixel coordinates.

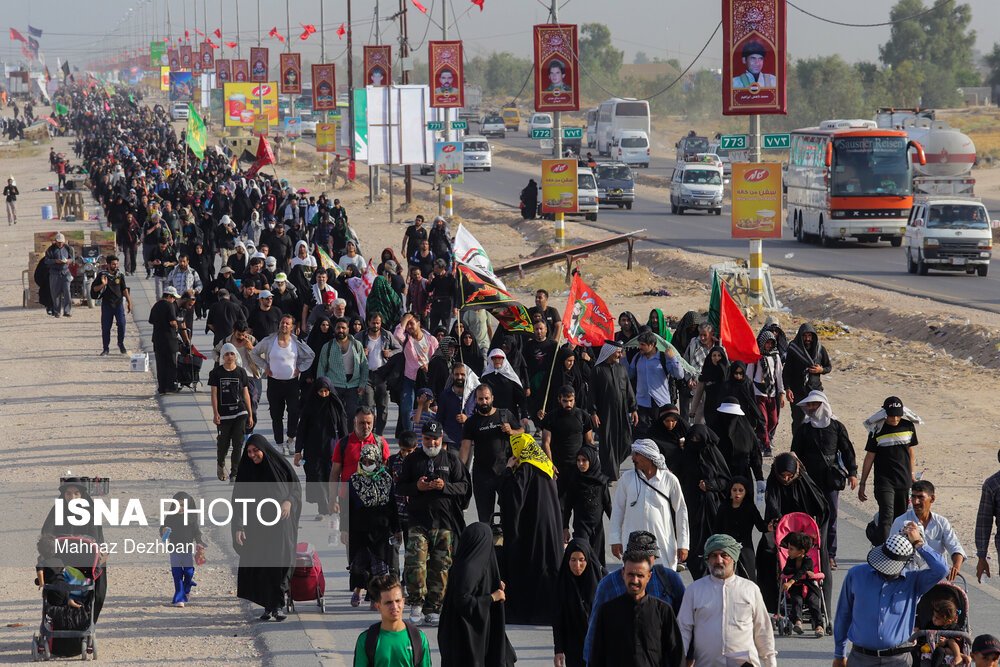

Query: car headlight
[
  {"left": 924, "top": 238, "right": 939, "bottom": 248},
  {"left": 978, "top": 240, "right": 992, "bottom": 249}
]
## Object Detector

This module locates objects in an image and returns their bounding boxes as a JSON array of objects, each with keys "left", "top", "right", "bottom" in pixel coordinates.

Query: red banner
[
  {"left": 168, "top": 48, "right": 180, "bottom": 72},
  {"left": 562, "top": 273, "right": 615, "bottom": 348},
  {"left": 279, "top": 53, "right": 302, "bottom": 94},
  {"left": 311, "top": 64, "right": 337, "bottom": 111},
  {"left": 215, "top": 59, "right": 231, "bottom": 88},
  {"left": 722, "top": 0, "right": 786, "bottom": 115},
  {"left": 250, "top": 46, "right": 268, "bottom": 82},
  {"left": 179, "top": 45, "right": 193, "bottom": 70},
  {"left": 199, "top": 41, "right": 215, "bottom": 70},
  {"left": 364, "top": 45, "right": 391, "bottom": 87},
  {"left": 533, "top": 24, "right": 579, "bottom": 113},
  {"left": 232, "top": 59, "right": 249, "bottom": 82},
  {"left": 428, "top": 41, "right": 464, "bottom": 108}
]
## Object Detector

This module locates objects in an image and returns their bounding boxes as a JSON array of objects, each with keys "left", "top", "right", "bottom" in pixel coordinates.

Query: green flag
[
  {"left": 708, "top": 270, "right": 721, "bottom": 336},
  {"left": 54, "top": 102, "right": 69, "bottom": 116},
  {"left": 186, "top": 103, "right": 206, "bottom": 159}
]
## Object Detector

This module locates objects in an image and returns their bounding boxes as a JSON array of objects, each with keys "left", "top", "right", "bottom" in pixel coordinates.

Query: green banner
[
  {"left": 150, "top": 41, "right": 166, "bottom": 69},
  {"left": 353, "top": 88, "right": 368, "bottom": 161}
]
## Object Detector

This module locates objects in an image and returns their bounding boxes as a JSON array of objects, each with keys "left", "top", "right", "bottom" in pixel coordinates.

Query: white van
[
  {"left": 574, "top": 166, "right": 599, "bottom": 221},
  {"left": 903, "top": 198, "right": 993, "bottom": 276},
  {"left": 462, "top": 136, "right": 492, "bottom": 172},
  {"left": 613, "top": 130, "right": 650, "bottom": 168},
  {"left": 669, "top": 161, "right": 724, "bottom": 215}
]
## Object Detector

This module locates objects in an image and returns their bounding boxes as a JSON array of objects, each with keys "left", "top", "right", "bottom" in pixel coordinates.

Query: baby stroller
[
  {"left": 31, "top": 535, "right": 103, "bottom": 661},
  {"left": 908, "top": 579, "right": 973, "bottom": 665},
  {"left": 176, "top": 343, "right": 205, "bottom": 391},
  {"left": 773, "top": 512, "right": 831, "bottom": 636},
  {"left": 287, "top": 542, "right": 326, "bottom": 613}
]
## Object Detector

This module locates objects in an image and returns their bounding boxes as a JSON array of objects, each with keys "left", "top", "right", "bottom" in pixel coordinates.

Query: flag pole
[{"left": 538, "top": 342, "right": 561, "bottom": 419}]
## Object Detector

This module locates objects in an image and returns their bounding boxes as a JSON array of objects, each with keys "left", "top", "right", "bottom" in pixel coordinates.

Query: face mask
[
  {"left": 476, "top": 404, "right": 492, "bottom": 415},
  {"left": 422, "top": 444, "right": 442, "bottom": 458},
  {"left": 360, "top": 462, "right": 377, "bottom": 473}
]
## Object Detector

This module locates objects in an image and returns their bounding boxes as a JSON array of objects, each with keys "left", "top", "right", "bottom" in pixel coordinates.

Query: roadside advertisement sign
[
  {"left": 150, "top": 41, "right": 166, "bottom": 69},
  {"left": 311, "top": 64, "right": 337, "bottom": 111},
  {"left": 533, "top": 24, "right": 580, "bottom": 113},
  {"left": 540, "top": 158, "right": 578, "bottom": 214},
  {"left": 253, "top": 115, "right": 269, "bottom": 137},
  {"left": 168, "top": 72, "right": 195, "bottom": 101},
  {"left": 249, "top": 47, "right": 268, "bottom": 83},
  {"left": 279, "top": 53, "right": 302, "bottom": 95},
  {"left": 730, "top": 162, "right": 783, "bottom": 238},
  {"left": 722, "top": 0, "right": 787, "bottom": 115},
  {"left": 364, "top": 45, "right": 391, "bottom": 86},
  {"left": 282, "top": 117, "right": 301, "bottom": 139},
  {"left": 160, "top": 67, "right": 170, "bottom": 92},
  {"left": 428, "top": 41, "right": 464, "bottom": 109},
  {"left": 316, "top": 123, "right": 337, "bottom": 153},
  {"left": 434, "top": 141, "right": 465, "bottom": 185},
  {"left": 222, "top": 82, "right": 279, "bottom": 127}
]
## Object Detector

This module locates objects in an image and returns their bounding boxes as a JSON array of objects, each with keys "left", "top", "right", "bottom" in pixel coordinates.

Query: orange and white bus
[{"left": 786, "top": 119, "right": 925, "bottom": 247}]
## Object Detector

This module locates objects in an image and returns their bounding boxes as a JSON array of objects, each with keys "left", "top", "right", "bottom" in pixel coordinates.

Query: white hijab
[
  {"left": 797, "top": 390, "right": 835, "bottom": 429},
  {"left": 595, "top": 341, "right": 621, "bottom": 366},
  {"left": 482, "top": 349, "right": 522, "bottom": 387}
]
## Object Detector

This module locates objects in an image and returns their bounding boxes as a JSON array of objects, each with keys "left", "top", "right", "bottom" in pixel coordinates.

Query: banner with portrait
[
  {"left": 533, "top": 24, "right": 579, "bottom": 112},
  {"left": 722, "top": 0, "right": 786, "bottom": 115},
  {"left": 192, "top": 49, "right": 202, "bottom": 75},
  {"left": 168, "top": 48, "right": 180, "bottom": 72},
  {"left": 179, "top": 44, "right": 193, "bottom": 70},
  {"left": 311, "top": 64, "right": 337, "bottom": 111},
  {"left": 232, "top": 59, "right": 249, "bottom": 83},
  {"left": 199, "top": 41, "right": 215, "bottom": 71},
  {"left": 364, "top": 45, "right": 391, "bottom": 87},
  {"left": 428, "top": 40, "right": 464, "bottom": 109},
  {"left": 215, "top": 59, "right": 232, "bottom": 88},
  {"left": 250, "top": 46, "right": 268, "bottom": 83},
  {"left": 279, "top": 53, "right": 302, "bottom": 95}
]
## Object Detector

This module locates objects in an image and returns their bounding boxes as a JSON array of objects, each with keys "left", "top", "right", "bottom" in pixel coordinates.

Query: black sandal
[{"left": 259, "top": 609, "right": 274, "bottom": 620}]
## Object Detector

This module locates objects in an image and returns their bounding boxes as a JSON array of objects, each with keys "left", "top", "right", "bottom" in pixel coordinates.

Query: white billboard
[{"left": 365, "top": 84, "right": 435, "bottom": 166}]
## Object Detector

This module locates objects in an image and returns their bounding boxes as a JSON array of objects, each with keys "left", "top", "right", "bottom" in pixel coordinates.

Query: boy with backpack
[{"left": 354, "top": 574, "right": 431, "bottom": 667}]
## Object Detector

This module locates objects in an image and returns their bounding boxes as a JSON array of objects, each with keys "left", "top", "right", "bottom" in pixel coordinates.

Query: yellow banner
[
  {"left": 222, "top": 82, "right": 279, "bottom": 127},
  {"left": 316, "top": 123, "right": 337, "bottom": 153},
  {"left": 160, "top": 67, "right": 170, "bottom": 92},
  {"left": 540, "top": 159, "right": 578, "bottom": 214},
  {"left": 731, "top": 162, "right": 783, "bottom": 239}
]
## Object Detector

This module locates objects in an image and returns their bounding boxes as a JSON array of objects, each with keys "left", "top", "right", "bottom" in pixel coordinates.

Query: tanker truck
[{"left": 875, "top": 108, "right": 977, "bottom": 196}]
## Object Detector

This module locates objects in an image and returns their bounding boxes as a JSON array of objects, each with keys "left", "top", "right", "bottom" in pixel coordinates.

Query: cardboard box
[{"left": 130, "top": 353, "right": 149, "bottom": 372}]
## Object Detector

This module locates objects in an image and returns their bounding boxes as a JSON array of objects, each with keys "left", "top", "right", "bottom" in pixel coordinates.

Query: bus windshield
[
  {"left": 615, "top": 102, "right": 648, "bottom": 117},
  {"left": 832, "top": 136, "right": 911, "bottom": 197},
  {"left": 927, "top": 204, "right": 990, "bottom": 230}
]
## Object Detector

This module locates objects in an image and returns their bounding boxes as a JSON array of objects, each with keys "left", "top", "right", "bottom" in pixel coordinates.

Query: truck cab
[{"left": 903, "top": 198, "right": 993, "bottom": 276}]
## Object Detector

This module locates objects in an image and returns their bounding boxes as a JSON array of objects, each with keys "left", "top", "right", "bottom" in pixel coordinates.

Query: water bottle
[
  {"left": 327, "top": 514, "right": 340, "bottom": 546},
  {"left": 161, "top": 527, "right": 172, "bottom": 543}
]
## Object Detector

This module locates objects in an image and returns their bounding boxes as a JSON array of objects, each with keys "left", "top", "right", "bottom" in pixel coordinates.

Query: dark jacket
[
  {"left": 782, "top": 323, "right": 832, "bottom": 399},
  {"left": 396, "top": 448, "right": 471, "bottom": 533},
  {"left": 790, "top": 419, "right": 858, "bottom": 493}
]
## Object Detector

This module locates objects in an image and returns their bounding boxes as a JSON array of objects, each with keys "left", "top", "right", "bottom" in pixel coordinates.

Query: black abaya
[
  {"left": 553, "top": 539, "right": 602, "bottom": 667},
  {"left": 438, "top": 523, "right": 516, "bottom": 667},
  {"left": 346, "top": 469, "right": 400, "bottom": 591},
  {"left": 296, "top": 377, "right": 348, "bottom": 514},
  {"left": 567, "top": 445, "right": 611, "bottom": 569},
  {"left": 590, "top": 360, "right": 636, "bottom": 482},
  {"left": 677, "top": 425, "right": 731, "bottom": 579}
]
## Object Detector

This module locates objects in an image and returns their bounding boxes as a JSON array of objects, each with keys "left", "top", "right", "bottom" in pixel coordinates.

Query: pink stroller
[{"left": 774, "top": 512, "right": 831, "bottom": 636}]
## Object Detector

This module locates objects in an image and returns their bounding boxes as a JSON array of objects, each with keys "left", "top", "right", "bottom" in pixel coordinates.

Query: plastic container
[
  {"left": 41, "top": 205, "right": 53, "bottom": 220},
  {"left": 130, "top": 352, "right": 149, "bottom": 372}
]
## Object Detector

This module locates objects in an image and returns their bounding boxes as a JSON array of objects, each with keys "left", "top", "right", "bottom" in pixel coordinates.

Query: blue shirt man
[
  {"left": 834, "top": 526, "right": 947, "bottom": 664},
  {"left": 628, "top": 334, "right": 684, "bottom": 409}
]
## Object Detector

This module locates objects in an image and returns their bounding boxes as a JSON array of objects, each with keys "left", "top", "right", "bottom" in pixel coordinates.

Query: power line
[{"left": 786, "top": 0, "right": 945, "bottom": 28}]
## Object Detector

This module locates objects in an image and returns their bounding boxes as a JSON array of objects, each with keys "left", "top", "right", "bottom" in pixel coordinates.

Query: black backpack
[{"left": 360, "top": 622, "right": 424, "bottom": 666}]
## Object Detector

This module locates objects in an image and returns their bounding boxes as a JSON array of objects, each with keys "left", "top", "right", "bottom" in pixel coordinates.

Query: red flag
[
  {"left": 213, "top": 28, "right": 222, "bottom": 39},
  {"left": 412, "top": 0, "right": 429, "bottom": 13},
  {"left": 336, "top": 23, "right": 346, "bottom": 39},
  {"left": 207, "top": 39, "right": 218, "bottom": 48},
  {"left": 471, "top": 0, "right": 484, "bottom": 10},
  {"left": 225, "top": 41, "right": 238, "bottom": 48},
  {"left": 269, "top": 26, "right": 285, "bottom": 43},
  {"left": 300, "top": 24, "right": 317, "bottom": 35},
  {"left": 246, "top": 136, "right": 276, "bottom": 178},
  {"left": 195, "top": 29, "right": 205, "bottom": 37},
  {"left": 9, "top": 28, "right": 27, "bottom": 43},
  {"left": 184, "top": 30, "right": 190, "bottom": 40},
  {"left": 561, "top": 272, "right": 615, "bottom": 348},
  {"left": 718, "top": 282, "right": 761, "bottom": 364}
]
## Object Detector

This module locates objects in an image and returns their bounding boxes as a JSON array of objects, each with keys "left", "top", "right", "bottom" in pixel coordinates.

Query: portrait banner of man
[
  {"left": 311, "top": 64, "right": 337, "bottom": 111},
  {"left": 179, "top": 44, "right": 193, "bottom": 70},
  {"left": 428, "top": 40, "right": 464, "bottom": 109},
  {"left": 722, "top": 0, "right": 787, "bottom": 115},
  {"left": 279, "top": 53, "right": 302, "bottom": 95},
  {"left": 533, "top": 24, "right": 580, "bottom": 113},
  {"left": 168, "top": 48, "right": 180, "bottom": 72},
  {"left": 215, "top": 59, "right": 232, "bottom": 88},
  {"left": 250, "top": 46, "right": 268, "bottom": 83},
  {"left": 364, "top": 45, "right": 391, "bottom": 87},
  {"left": 232, "top": 59, "right": 249, "bottom": 82},
  {"left": 200, "top": 41, "right": 215, "bottom": 71}
]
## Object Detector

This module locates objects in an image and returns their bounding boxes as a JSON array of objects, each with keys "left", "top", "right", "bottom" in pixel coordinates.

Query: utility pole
[
  {"left": 371, "top": 2, "right": 381, "bottom": 202},
  {"left": 347, "top": 0, "right": 356, "bottom": 182},
  {"left": 399, "top": 0, "right": 412, "bottom": 203},
  {"left": 551, "top": 0, "right": 562, "bottom": 159},
  {"left": 437, "top": 0, "right": 449, "bottom": 217},
  {"left": 235, "top": 0, "right": 242, "bottom": 59}
]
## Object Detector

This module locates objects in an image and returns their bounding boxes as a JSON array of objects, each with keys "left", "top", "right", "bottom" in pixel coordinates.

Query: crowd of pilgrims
[{"left": 59, "top": 82, "right": 867, "bottom": 665}]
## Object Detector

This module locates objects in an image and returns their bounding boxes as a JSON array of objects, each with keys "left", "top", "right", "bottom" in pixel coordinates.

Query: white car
[
  {"left": 613, "top": 130, "right": 650, "bottom": 168},
  {"left": 463, "top": 136, "right": 492, "bottom": 171},
  {"left": 170, "top": 102, "right": 189, "bottom": 121},
  {"left": 480, "top": 114, "right": 506, "bottom": 139},
  {"left": 529, "top": 113, "right": 553, "bottom": 134},
  {"left": 298, "top": 113, "right": 317, "bottom": 136},
  {"left": 669, "top": 162, "right": 724, "bottom": 215}
]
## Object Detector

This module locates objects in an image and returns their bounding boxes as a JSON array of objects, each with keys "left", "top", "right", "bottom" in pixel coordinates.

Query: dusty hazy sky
[{"left": 5, "top": 0, "right": 1000, "bottom": 71}]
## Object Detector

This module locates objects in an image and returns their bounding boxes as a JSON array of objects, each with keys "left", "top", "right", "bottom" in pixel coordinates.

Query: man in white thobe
[
  {"left": 609, "top": 438, "right": 690, "bottom": 570},
  {"left": 678, "top": 533, "right": 777, "bottom": 667}
]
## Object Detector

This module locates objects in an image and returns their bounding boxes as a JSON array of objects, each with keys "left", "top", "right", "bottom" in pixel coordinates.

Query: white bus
[
  {"left": 595, "top": 98, "right": 650, "bottom": 157},
  {"left": 585, "top": 108, "right": 599, "bottom": 148}
]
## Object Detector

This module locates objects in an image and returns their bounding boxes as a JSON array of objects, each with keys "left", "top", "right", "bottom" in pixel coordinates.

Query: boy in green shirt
[{"left": 354, "top": 574, "right": 431, "bottom": 667}]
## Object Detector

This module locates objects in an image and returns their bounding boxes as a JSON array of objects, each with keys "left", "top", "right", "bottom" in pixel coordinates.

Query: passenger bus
[
  {"left": 585, "top": 108, "right": 598, "bottom": 148},
  {"left": 786, "top": 119, "right": 925, "bottom": 246},
  {"left": 595, "top": 98, "right": 650, "bottom": 157}
]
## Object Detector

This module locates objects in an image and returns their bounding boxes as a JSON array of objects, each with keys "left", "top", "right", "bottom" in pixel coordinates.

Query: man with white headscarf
[
  {"left": 590, "top": 340, "right": 638, "bottom": 481},
  {"left": 480, "top": 349, "right": 527, "bottom": 427},
  {"left": 790, "top": 389, "right": 858, "bottom": 569},
  {"left": 609, "top": 438, "right": 690, "bottom": 570}
]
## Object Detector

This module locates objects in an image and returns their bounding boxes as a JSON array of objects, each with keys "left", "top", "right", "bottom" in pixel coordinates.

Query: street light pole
[{"left": 551, "top": 0, "right": 562, "bottom": 159}]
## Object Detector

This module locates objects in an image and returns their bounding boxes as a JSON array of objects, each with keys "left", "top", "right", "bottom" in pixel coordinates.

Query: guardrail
[{"left": 495, "top": 229, "right": 646, "bottom": 283}]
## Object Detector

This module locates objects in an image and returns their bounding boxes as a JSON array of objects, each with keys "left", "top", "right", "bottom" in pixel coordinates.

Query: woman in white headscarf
[{"left": 480, "top": 349, "right": 526, "bottom": 420}]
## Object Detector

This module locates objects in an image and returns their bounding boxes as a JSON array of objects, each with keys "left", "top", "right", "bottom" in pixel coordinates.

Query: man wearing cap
[
  {"left": 972, "top": 635, "right": 1000, "bottom": 667},
  {"left": 208, "top": 343, "right": 254, "bottom": 480},
  {"left": 246, "top": 290, "right": 283, "bottom": 342},
  {"left": 149, "top": 287, "right": 182, "bottom": 394},
  {"left": 859, "top": 396, "right": 919, "bottom": 544},
  {"left": 584, "top": 530, "right": 686, "bottom": 664},
  {"left": 396, "top": 420, "right": 471, "bottom": 627},
  {"left": 732, "top": 41, "right": 777, "bottom": 89},
  {"left": 91, "top": 255, "right": 132, "bottom": 355},
  {"left": 610, "top": 439, "right": 690, "bottom": 570},
  {"left": 677, "top": 534, "right": 777, "bottom": 667},
  {"left": 890, "top": 479, "right": 965, "bottom": 581},
  {"left": 833, "top": 524, "right": 947, "bottom": 666},
  {"left": 270, "top": 273, "right": 299, "bottom": 323},
  {"left": 44, "top": 233, "right": 74, "bottom": 318},
  {"left": 590, "top": 340, "right": 638, "bottom": 482}
]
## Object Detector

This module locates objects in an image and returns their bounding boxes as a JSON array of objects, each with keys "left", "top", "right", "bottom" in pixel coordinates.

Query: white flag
[{"left": 453, "top": 224, "right": 505, "bottom": 290}]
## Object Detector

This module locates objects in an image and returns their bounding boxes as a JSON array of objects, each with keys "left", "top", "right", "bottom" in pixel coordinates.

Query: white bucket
[
  {"left": 130, "top": 353, "right": 149, "bottom": 372},
  {"left": 41, "top": 205, "right": 54, "bottom": 220}
]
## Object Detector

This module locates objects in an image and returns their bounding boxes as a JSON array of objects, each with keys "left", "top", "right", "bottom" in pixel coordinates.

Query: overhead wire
[{"left": 786, "top": 0, "right": 946, "bottom": 28}]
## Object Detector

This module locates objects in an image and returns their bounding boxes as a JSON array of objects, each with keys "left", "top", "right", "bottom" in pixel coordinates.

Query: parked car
[
  {"left": 480, "top": 114, "right": 506, "bottom": 139},
  {"left": 462, "top": 136, "right": 492, "bottom": 171},
  {"left": 170, "top": 102, "right": 189, "bottom": 121},
  {"left": 595, "top": 162, "right": 635, "bottom": 210}
]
